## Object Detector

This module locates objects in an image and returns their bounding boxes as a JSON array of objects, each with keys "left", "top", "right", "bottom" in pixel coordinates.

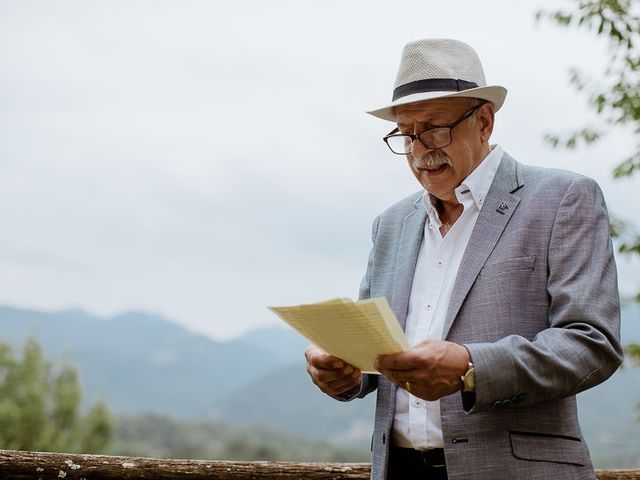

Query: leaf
[
  {"left": 609, "top": 217, "right": 625, "bottom": 238},
  {"left": 555, "top": 12, "right": 573, "bottom": 25},
  {"left": 610, "top": 24, "right": 624, "bottom": 42},
  {"left": 544, "top": 134, "right": 561, "bottom": 148},
  {"left": 618, "top": 234, "right": 640, "bottom": 254},
  {"left": 612, "top": 154, "right": 640, "bottom": 177},
  {"left": 543, "top": 128, "right": 603, "bottom": 150},
  {"left": 626, "top": 344, "right": 640, "bottom": 365}
]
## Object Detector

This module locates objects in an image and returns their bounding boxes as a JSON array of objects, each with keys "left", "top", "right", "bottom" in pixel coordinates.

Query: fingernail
[
  {"left": 343, "top": 366, "right": 354, "bottom": 375},
  {"left": 333, "top": 361, "right": 344, "bottom": 369}
]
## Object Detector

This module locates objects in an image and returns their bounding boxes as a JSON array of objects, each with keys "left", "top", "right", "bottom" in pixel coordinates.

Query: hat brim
[{"left": 366, "top": 85, "right": 507, "bottom": 121}]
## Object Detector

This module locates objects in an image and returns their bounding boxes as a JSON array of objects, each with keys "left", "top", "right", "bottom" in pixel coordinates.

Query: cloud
[{"left": 0, "top": 0, "right": 636, "bottom": 339}]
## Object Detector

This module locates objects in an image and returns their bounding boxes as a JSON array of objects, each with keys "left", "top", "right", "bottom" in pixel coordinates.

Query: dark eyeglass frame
[{"left": 382, "top": 102, "right": 487, "bottom": 155}]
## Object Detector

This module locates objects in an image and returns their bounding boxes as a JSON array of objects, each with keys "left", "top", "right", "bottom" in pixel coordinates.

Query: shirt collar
[
  {"left": 456, "top": 143, "right": 503, "bottom": 210},
  {"left": 421, "top": 144, "right": 504, "bottom": 223}
]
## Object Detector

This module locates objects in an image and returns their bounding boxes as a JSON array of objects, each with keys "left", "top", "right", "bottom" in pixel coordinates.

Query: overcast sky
[{"left": 1, "top": 0, "right": 638, "bottom": 340}]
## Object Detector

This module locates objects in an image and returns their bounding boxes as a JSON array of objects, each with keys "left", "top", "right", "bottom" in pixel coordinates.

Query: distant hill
[
  {"left": 580, "top": 300, "right": 640, "bottom": 468},
  {"left": 225, "top": 326, "right": 309, "bottom": 364},
  {"left": 621, "top": 301, "right": 640, "bottom": 342},
  {"left": 0, "top": 306, "right": 292, "bottom": 415},
  {"left": 213, "top": 363, "right": 374, "bottom": 445},
  {"left": 109, "top": 413, "right": 369, "bottom": 462},
  {"left": 578, "top": 366, "right": 640, "bottom": 468},
  {"left": 0, "top": 303, "right": 639, "bottom": 466}
]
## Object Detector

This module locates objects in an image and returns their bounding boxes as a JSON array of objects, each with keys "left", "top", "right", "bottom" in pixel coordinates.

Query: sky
[{"left": 1, "top": 0, "right": 638, "bottom": 340}]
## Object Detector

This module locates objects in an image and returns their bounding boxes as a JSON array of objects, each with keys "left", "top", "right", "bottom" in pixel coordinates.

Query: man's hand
[
  {"left": 305, "top": 344, "right": 362, "bottom": 396},
  {"left": 375, "top": 339, "right": 470, "bottom": 401}
]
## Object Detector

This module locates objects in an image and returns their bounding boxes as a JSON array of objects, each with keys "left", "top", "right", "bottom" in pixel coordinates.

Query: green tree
[
  {"left": 537, "top": 0, "right": 640, "bottom": 365},
  {"left": 0, "top": 337, "right": 114, "bottom": 453}
]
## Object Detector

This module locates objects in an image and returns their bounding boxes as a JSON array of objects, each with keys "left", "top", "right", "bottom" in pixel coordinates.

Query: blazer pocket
[
  {"left": 480, "top": 255, "right": 536, "bottom": 277},
  {"left": 510, "top": 431, "right": 587, "bottom": 466}
]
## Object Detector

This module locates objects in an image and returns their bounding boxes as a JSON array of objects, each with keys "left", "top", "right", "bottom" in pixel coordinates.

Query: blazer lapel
[
  {"left": 391, "top": 199, "right": 428, "bottom": 331},
  {"left": 442, "top": 153, "right": 523, "bottom": 340}
]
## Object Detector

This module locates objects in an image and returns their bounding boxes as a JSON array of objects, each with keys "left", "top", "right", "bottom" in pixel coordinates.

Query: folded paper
[{"left": 268, "top": 297, "right": 409, "bottom": 374}]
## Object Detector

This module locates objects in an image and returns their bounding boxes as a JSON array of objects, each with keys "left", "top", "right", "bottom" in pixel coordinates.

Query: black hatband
[{"left": 392, "top": 78, "right": 478, "bottom": 101}]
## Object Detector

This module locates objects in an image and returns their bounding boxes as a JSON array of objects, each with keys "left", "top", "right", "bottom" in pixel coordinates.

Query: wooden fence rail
[{"left": 0, "top": 450, "right": 638, "bottom": 479}]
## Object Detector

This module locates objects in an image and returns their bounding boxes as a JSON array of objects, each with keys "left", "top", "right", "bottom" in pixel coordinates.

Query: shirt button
[
  {"left": 414, "top": 399, "right": 422, "bottom": 407},
  {"left": 425, "top": 304, "right": 432, "bottom": 310},
  {"left": 436, "top": 260, "right": 444, "bottom": 268},
  {"left": 428, "top": 223, "right": 434, "bottom": 229}
]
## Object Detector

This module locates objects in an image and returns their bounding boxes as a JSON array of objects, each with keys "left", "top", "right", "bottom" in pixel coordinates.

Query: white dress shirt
[{"left": 391, "top": 145, "right": 504, "bottom": 450}]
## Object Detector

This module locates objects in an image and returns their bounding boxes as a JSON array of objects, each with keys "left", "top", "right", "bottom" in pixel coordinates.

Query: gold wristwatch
[{"left": 460, "top": 362, "right": 475, "bottom": 392}]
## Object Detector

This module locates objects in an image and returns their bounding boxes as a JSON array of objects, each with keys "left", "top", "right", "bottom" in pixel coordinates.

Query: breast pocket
[{"left": 479, "top": 255, "right": 536, "bottom": 277}]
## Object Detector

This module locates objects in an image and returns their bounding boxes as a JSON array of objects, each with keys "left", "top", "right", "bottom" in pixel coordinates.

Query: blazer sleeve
[{"left": 463, "top": 176, "right": 624, "bottom": 413}]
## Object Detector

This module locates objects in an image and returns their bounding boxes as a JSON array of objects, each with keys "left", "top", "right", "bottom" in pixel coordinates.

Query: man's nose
[{"left": 410, "top": 136, "right": 432, "bottom": 158}]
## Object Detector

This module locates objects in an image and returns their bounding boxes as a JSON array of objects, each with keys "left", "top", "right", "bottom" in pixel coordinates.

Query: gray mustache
[{"left": 412, "top": 150, "right": 452, "bottom": 170}]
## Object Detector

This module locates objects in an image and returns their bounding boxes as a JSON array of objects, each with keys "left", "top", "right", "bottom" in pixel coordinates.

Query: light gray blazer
[{"left": 341, "top": 153, "right": 623, "bottom": 480}]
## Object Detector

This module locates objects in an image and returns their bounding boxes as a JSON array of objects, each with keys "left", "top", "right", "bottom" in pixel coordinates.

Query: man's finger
[
  {"left": 321, "top": 373, "right": 362, "bottom": 395},
  {"left": 375, "top": 351, "right": 419, "bottom": 371},
  {"left": 376, "top": 367, "right": 415, "bottom": 386},
  {"left": 305, "top": 345, "right": 345, "bottom": 369},
  {"left": 309, "top": 365, "right": 356, "bottom": 383}
]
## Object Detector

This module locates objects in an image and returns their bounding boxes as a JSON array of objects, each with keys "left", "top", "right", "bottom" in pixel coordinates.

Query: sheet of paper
[{"left": 268, "top": 297, "right": 408, "bottom": 374}]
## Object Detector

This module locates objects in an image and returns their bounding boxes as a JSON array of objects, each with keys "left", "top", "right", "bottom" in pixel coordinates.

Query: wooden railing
[{"left": 0, "top": 450, "right": 639, "bottom": 479}]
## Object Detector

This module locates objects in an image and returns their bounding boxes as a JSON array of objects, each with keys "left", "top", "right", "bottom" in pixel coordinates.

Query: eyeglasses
[{"left": 382, "top": 102, "right": 485, "bottom": 155}]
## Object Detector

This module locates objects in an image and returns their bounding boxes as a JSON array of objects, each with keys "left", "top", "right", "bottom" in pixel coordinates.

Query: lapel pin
[{"left": 497, "top": 201, "right": 509, "bottom": 214}]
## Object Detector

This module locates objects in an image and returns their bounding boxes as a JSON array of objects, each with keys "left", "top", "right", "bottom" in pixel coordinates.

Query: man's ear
[{"left": 478, "top": 102, "right": 495, "bottom": 143}]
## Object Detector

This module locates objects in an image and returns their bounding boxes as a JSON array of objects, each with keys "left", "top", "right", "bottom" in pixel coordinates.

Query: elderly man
[{"left": 304, "top": 39, "right": 623, "bottom": 480}]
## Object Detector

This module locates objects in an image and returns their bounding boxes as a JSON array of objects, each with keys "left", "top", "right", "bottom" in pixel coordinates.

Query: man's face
[{"left": 395, "top": 97, "right": 493, "bottom": 205}]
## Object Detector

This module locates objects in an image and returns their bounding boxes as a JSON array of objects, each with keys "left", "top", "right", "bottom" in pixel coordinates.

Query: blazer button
[{"left": 492, "top": 400, "right": 503, "bottom": 410}]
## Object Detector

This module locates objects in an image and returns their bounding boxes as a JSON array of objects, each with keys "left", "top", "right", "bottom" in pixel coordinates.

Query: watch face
[{"left": 463, "top": 366, "right": 475, "bottom": 392}]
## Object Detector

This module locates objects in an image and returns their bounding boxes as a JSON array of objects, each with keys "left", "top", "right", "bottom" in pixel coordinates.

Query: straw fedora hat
[{"left": 367, "top": 39, "right": 507, "bottom": 122}]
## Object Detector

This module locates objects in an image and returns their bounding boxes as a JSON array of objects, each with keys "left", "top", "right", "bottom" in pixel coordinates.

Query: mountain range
[{"left": 0, "top": 303, "right": 639, "bottom": 466}]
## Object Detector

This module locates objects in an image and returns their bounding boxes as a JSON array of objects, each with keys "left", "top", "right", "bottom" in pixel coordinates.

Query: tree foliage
[
  {"left": 0, "top": 337, "right": 113, "bottom": 453},
  {"left": 538, "top": 0, "right": 640, "bottom": 364}
]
